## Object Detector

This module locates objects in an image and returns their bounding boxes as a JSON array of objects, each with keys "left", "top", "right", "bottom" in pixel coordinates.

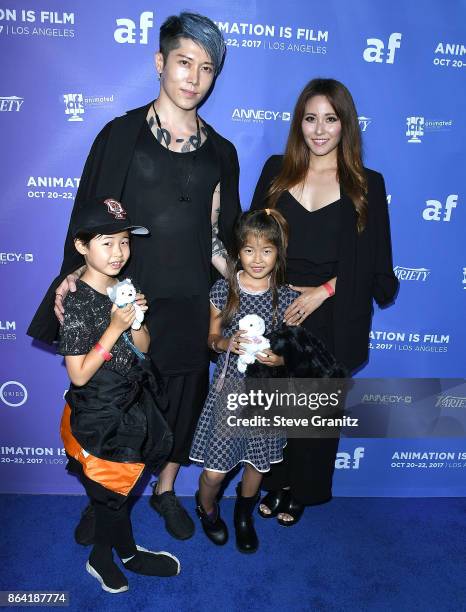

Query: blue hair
[{"left": 159, "top": 12, "right": 226, "bottom": 74}]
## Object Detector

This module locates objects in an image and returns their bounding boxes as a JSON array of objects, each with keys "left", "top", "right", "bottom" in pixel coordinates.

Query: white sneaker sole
[
  {"left": 86, "top": 561, "right": 129, "bottom": 593},
  {"left": 136, "top": 544, "right": 181, "bottom": 576}
]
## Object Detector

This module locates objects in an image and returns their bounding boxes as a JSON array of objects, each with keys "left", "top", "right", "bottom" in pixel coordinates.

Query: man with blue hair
[{"left": 28, "top": 12, "right": 241, "bottom": 545}]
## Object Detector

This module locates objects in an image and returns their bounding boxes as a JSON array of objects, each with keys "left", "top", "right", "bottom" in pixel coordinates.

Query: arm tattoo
[{"left": 212, "top": 203, "right": 227, "bottom": 259}]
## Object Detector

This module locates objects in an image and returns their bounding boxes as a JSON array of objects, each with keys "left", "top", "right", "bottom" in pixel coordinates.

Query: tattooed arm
[{"left": 211, "top": 183, "right": 228, "bottom": 277}]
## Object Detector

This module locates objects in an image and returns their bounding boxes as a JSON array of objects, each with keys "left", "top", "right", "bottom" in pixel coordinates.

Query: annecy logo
[{"left": 232, "top": 108, "right": 291, "bottom": 123}]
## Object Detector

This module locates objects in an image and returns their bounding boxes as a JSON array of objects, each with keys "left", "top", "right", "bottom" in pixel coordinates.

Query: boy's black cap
[{"left": 71, "top": 197, "right": 149, "bottom": 238}]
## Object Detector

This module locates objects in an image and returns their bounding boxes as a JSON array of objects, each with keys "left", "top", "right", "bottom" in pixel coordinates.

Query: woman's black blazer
[{"left": 250, "top": 155, "right": 399, "bottom": 372}]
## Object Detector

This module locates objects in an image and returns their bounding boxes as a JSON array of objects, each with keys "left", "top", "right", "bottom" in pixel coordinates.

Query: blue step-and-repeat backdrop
[{"left": 1, "top": 0, "right": 465, "bottom": 496}]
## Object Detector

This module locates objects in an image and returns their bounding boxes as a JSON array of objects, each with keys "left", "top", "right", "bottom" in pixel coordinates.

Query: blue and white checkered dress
[{"left": 189, "top": 276, "right": 298, "bottom": 473}]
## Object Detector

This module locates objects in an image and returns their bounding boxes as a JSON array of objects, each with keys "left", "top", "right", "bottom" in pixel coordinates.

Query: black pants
[
  {"left": 261, "top": 437, "right": 340, "bottom": 506},
  {"left": 67, "top": 456, "right": 136, "bottom": 556},
  {"left": 161, "top": 370, "right": 209, "bottom": 465}
]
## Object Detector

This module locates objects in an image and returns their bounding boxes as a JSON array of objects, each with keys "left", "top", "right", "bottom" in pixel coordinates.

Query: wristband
[
  {"left": 94, "top": 342, "right": 113, "bottom": 361},
  {"left": 322, "top": 282, "right": 335, "bottom": 297}
]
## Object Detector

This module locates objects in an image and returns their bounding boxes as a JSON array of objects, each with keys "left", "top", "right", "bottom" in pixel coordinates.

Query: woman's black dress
[{"left": 260, "top": 190, "right": 341, "bottom": 505}]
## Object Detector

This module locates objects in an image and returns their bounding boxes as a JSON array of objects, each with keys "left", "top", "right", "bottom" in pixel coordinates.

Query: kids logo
[
  {"left": 104, "top": 198, "right": 127, "bottom": 219},
  {"left": 63, "top": 93, "right": 84, "bottom": 121},
  {"left": 0, "top": 381, "right": 28, "bottom": 407},
  {"left": 335, "top": 447, "right": 365, "bottom": 469},
  {"left": 406, "top": 116, "right": 424, "bottom": 143},
  {"left": 114, "top": 11, "right": 154, "bottom": 44}
]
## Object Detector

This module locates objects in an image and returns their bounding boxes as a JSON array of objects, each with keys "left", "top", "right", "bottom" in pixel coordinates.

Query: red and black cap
[{"left": 71, "top": 197, "right": 149, "bottom": 238}]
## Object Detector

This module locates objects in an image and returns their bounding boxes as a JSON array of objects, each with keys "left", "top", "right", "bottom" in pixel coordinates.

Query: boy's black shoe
[
  {"left": 75, "top": 503, "right": 96, "bottom": 546},
  {"left": 122, "top": 545, "right": 180, "bottom": 577},
  {"left": 149, "top": 487, "right": 195, "bottom": 540},
  {"left": 86, "top": 557, "right": 128, "bottom": 594}
]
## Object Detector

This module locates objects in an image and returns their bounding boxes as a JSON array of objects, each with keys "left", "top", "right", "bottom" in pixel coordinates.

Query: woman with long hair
[{"left": 250, "top": 78, "right": 398, "bottom": 525}]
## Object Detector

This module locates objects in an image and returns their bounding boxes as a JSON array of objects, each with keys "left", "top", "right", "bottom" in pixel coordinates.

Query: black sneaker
[
  {"left": 75, "top": 503, "right": 96, "bottom": 546},
  {"left": 86, "top": 559, "right": 128, "bottom": 594},
  {"left": 149, "top": 487, "right": 195, "bottom": 540},
  {"left": 122, "top": 545, "right": 180, "bottom": 577}
]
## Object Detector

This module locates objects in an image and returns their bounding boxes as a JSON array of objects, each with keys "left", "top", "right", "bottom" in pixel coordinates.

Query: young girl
[
  {"left": 57, "top": 197, "right": 180, "bottom": 593},
  {"left": 189, "top": 209, "right": 298, "bottom": 553}
]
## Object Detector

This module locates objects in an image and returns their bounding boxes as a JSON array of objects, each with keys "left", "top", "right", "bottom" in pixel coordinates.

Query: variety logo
[
  {"left": 0, "top": 96, "right": 24, "bottom": 112},
  {"left": 0, "top": 381, "right": 28, "bottom": 407},
  {"left": 393, "top": 266, "right": 430, "bottom": 281},
  {"left": 0, "top": 252, "right": 34, "bottom": 264},
  {"left": 423, "top": 195, "right": 459, "bottom": 222},
  {"left": 358, "top": 116, "right": 372, "bottom": 131},
  {"left": 363, "top": 33, "right": 402, "bottom": 64},
  {"left": 435, "top": 394, "right": 466, "bottom": 408},
  {"left": 114, "top": 11, "right": 154, "bottom": 44},
  {"left": 335, "top": 447, "right": 365, "bottom": 469},
  {"left": 232, "top": 108, "right": 291, "bottom": 123}
]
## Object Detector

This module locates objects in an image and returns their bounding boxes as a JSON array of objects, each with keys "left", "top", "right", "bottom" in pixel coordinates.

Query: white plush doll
[
  {"left": 236, "top": 314, "right": 270, "bottom": 374},
  {"left": 107, "top": 278, "right": 144, "bottom": 330}
]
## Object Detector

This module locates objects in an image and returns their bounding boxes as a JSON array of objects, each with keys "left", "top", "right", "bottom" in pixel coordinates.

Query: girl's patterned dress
[{"left": 189, "top": 274, "right": 298, "bottom": 472}]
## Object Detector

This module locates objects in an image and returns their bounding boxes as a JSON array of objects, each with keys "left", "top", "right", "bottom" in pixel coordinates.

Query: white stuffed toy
[
  {"left": 236, "top": 314, "right": 270, "bottom": 373},
  {"left": 107, "top": 278, "right": 144, "bottom": 330}
]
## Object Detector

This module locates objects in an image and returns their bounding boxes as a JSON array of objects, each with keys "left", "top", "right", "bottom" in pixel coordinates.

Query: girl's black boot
[{"left": 234, "top": 483, "right": 259, "bottom": 554}]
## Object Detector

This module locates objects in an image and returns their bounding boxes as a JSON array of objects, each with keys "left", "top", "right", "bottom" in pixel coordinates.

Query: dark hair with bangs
[
  {"left": 159, "top": 12, "right": 226, "bottom": 74},
  {"left": 221, "top": 209, "right": 289, "bottom": 328}
]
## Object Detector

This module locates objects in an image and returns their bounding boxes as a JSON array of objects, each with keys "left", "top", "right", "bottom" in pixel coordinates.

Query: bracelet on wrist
[
  {"left": 322, "top": 282, "right": 335, "bottom": 297},
  {"left": 94, "top": 342, "right": 113, "bottom": 361}
]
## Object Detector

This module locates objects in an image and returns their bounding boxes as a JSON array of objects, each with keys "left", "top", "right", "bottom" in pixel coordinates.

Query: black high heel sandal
[
  {"left": 276, "top": 495, "right": 305, "bottom": 527},
  {"left": 257, "top": 489, "right": 291, "bottom": 519}
]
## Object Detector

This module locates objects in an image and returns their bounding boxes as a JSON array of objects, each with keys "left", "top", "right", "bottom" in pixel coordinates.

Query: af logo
[
  {"left": 335, "top": 447, "right": 365, "bottom": 469},
  {"left": 363, "top": 32, "right": 402, "bottom": 64},
  {"left": 114, "top": 11, "right": 154, "bottom": 44},
  {"left": 423, "top": 195, "right": 459, "bottom": 222}
]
